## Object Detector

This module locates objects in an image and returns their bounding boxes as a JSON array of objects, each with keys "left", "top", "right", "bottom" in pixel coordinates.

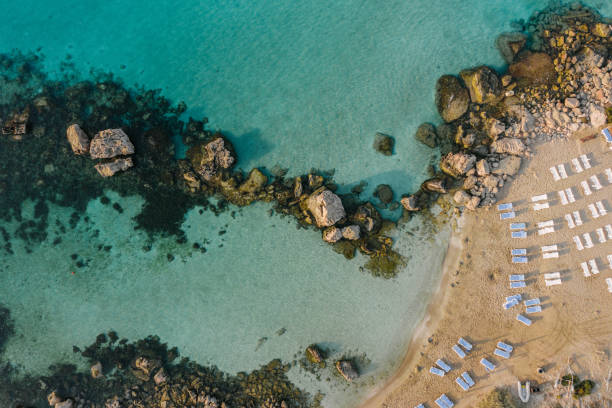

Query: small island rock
[
  {"left": 89, "top": 128, "right": 134, "bottom": 159},
  {"left": 307, "top": 188, "right": 346, "bottom": 227},
  {"left": 459, "top": 65, "right": 502, "bottom": 104},
  {"left": 66, "top": 124, "right": 90, "bottom": 155},
  {"left": 373, "top": 132, "right": 394, "bottom": 156},
  {"left": 336, "top": 360, "right": 359, "bottom": 382},
  {"left": 415, "top": 123, "right": 438, "bottom": 148},
  {"left": 435, "top": 75, "right": 469, "bottom": 123},
  {"left": 187, "top": 135, "right": 236, "bottom": 181}
]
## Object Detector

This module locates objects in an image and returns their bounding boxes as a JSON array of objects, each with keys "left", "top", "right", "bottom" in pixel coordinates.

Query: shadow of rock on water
[{"left": 223, "top": 128, "right": 274, "bottom": 169}]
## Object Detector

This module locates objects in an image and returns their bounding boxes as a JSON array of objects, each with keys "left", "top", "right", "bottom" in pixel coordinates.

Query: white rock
[{"left": 564, "top": 97, "right": 580, "bottom": 108}]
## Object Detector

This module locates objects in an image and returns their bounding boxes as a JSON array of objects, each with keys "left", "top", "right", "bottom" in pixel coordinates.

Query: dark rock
[
  {"left": 373, "top": 132, "right": 394, "bottom": 155},
  {"left": 374, "top": 184, "right": 394, "bottom": 204},
  {"left": 459, "top": 66, "right": 502, "bottom": 104},
  {"left": 508, "top": 51, "right": 555, "bottom": 85},
  {"left": 335, "top": 360, "right": 359, "bottom": 382},
  {"left": 422, "top": 178, "right": 447, "bottom": 194},
  {"left": 89, "top": 128, "right": 134, "bottom": 159},
  {"left": 187, "top": 135, "right": 236, "bottom": 181},
  {"left": 435, "top": 75, "right": 469, "bottom": 123},
  {"left": 415, "top": 123, "right": 438, "bottom": 148},
  {"left": 322, "top": 226, "right": 343, "bottom": 243},
  {"left": 495, "top": 32, "right": 528, "bottom": 63}
]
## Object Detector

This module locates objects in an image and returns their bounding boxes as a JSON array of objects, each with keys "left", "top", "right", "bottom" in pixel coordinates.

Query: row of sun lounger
[
  {"left": 550, "top": 155, "right": 591, "bottom": 181},
  {"left": 574, "top": 225, "right": 611, "bottom": 250}
]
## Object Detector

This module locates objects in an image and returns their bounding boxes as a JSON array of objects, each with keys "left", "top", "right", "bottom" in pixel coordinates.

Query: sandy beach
[{"left": 362, "top": 131, "right": 612, "bottom": 407}]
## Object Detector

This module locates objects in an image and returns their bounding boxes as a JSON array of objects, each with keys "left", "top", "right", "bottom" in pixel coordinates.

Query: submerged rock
[
  {"left": 66, "top": 124, "right": 90, "bottom": 155},
  {"left": 440, "top": 152, "right": 476, "bottom": 178},
  {"left": 459, "top": 65, "right": 502, "bottom": 104},
  {"left": 89, "top": 128, "right": 134, "bottom": 159},
  {"left": 322, "top": 226, "right": 343, "bottom": 243},
  {"left": 341, "top": 225, "right": 360, "bottom": 240},
  {"left": 187, "top": 135, "right": 236, "bottom": 181},
  {"left": 94, "top": 157, "right": 133, "bottom": 177},
  {"left": 335, "top": 360, "right": 359, "bottom": 382},
  {"left": 239, "top": 168, "right": 267, "bottom": 193},
  {"left": 374, "top": 184, "right": 394, "bottom": 204},
  {"left": 508, "top": 52, "right": 555, "bottom": 85},
  {"left": 373, "top": 132, "right": 394, "bottom": 155},
  {"left": 307, "top": 188, "right": 345, "bottom": 227},
  {"left": 495, "top": 32, "right": 527, "bottom": 63},
  {"left": 48, "top": 391, "right": 63, "bottom": 406},
  {"left": 415, "top": 123, "right": 438, "bottom": 148},
  {"left": 435, "top": 75, "right": 469, "bottom": 123}
]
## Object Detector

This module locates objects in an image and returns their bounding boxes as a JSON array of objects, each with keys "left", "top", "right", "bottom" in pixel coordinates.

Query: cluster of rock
[
  {"left": 303, "top": 344, "right": 360, "bottom": 382},
  {"left": 67, "top": 124, "right": 135, "bottom": 177}
]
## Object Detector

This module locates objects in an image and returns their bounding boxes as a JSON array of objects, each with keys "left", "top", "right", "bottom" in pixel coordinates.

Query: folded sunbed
[
  {"left": 581, "top": 180, "right": 592, "bottom": 196},
  {"left": 526, "top": 305, "right": 542, "bottom": 314},
  {"left": 605, "top": 168, "right": 612, "bottom": 183},
  {"left": 524, "top": 298, "right": 540, "bottom": 306},
  {"left": 581, "top": 262, "right": 591, "bottom": 277},
  {"left": 589, "top": 259, "right": 599, "bottom": 275},
  {"left": 542, "top": 252, "right": 559, "bottom": 259},
  {"left": 494, "top": 349, "right": 511, "bottom": 359},
  {"left": 510, "top": 222, "right": 526, "bottom": 230},
  {"left": 565, "top": 213, "right": 576, "bottom": 229},
  {"left": 511, "top": 281, "right": 527, "bottom": 289},
  {"left": 573, "top": 210, "right": 582, "bottom": 226},
  {"left": 533, "top": 202, "right": 549, "bottom": 211},
  {"left": 580, "top": 154, "right": 591, "bottom": 169},
  {"left": 496, "top": 341, "right": 513, "bottom": 353},
  {"left": 545, "top": 279, "right": 562, "bottom": 286},
  {"left": 516, "top": 314, "right": 532, "bottom": 325},
  {"left": 606, "top": 224, "right": 612, "bottom": 239},
  {"left": 510, "top": 274, "right": 525, "bottom": 281},
  {"left": 590, "top": 175, "right": 602, "bottom": 190},
  {"left": 452, "top": 344, "right": 466, "bottom": 358},
  {"left": 557, "top": 164, "right": 568, "bottom": 179},
  {"left": 596, "top": 228, "right": 607, "bottom": 243},
  {"left": 558, "top": 190, "right": 569, "bottom": 205},
  {"left": 583, "top": 233, "right": 594, "bottom": 248},
  {"left": 573, "top": 235, "right": 584, "bottom": 251},
  {"left": 462, "top": 371, "right": 475, "bottom": 387},
  {"left": 541, "top": 245, "right": 558, "bottom": 252},
  {"left": 566, "top": 188, "right": 576, "bottom": 203},
  {"left": 436, "top": 359, "right": 451, "bottom": 372},
  {"left": 531, "top": 194, "right": 548, "bottom": 202},
  {"left": 501, "top": 211, "right": 516, "bottom": 220},
  {"left": 550, "top": 166, "right": 561, "bottom": 181},
  {"left": 430, "top": 366, "right": 445, "bottom": 377},
  {"left": 512, "top": 256, "right": 528, "bottom": 263},
  {"left": 497, "top": 203, "right": 513, "bottom": 211},
  {"left": 544, "top": 272, "right": 561, "bottom": 280},
  {"left": 456, "top": 376, "right": 469, "bottom": 391},
  {"left": 512, "top": 231, "right": 527, "bottom": 238},
  {"left": 511, "top": 248, "right": 527, "bottom": 256},
  {"left": 589, "top": 203, "right": 599, "bottom": 218},
  {"left": 480, "top": 358, "right": 496, "bottom": 372},
  {"left": 458, "top": 337, "right": 472, "bottom": 351},
  {"left": 596, "top": 201, "right": 607, "bottom": 216},
  {"left": 572, "top": 158, "right": 583, "bottom": 173}
]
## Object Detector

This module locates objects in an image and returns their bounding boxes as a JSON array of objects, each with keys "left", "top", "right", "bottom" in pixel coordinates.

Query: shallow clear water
[{"left": 0, "top": 0, "right": 610, "bottom": 406}]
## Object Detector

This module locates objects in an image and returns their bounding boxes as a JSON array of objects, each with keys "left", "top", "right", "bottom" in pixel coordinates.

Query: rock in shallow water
[
  {"left": 322, "top": 226, "right": 343, "bottom": 243},
  {"left": 239, "top": 168, "right": 267, "bottom": 193},
  {"left": 372, "top": 132, "right": 394, "bottom": 155},
  {"left": 94, "top": 157, "right": 133, "bottom": 177},
  {"left": 459, "top": 65, "right": 502, "bottom": 104},
  {"left": 495, "top": 32, "right": 527, "bottom": 63},
  {"left": 66, "top": 123, "right": 90, "bottom": 155},
  {"left": 400, "top": 195, "right": 420, "bottom": 211},
  {"left": 341, "top": 225, "right": 360, "bottom": 240},
  {"left": 307, "top": 188, "right": 345, "bottom": 227},
  {"left": 89, "top": 128, "right": 135, "bottom": 159},
  {"left": 374, "top": 184, "right": 394, "bottom": 204},
  {"left": 187, "top": 135, "right": 236, "bottom": 181},
  {"left": 336, "top": 360, "right": 359, "bottom": 381},
  {"left": 435, "top": 75, "right": 469, "bottom": 123},
  {"left": 415, "top": 123, "right": 438, "bottom": 148}
]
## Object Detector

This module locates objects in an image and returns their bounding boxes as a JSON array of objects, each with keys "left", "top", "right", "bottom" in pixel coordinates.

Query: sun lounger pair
[
  {"left": 580, "top": 154, "right": 591, "bottom": 169},
  {"left": 504, "top": 295, "right": 521, "bottom": 310},
  {"left": 565, "top": 211, "right": 582, "bottom": 229},
  {"left": 430, "top": 366, "right": 445, "bottom": 377},
  {"left": 538, "top": 224, "right": 554, "bottom": 235},
  {"left": 533, "top": 202, "right": 550, "bottom": 211},
  {"left": 497, "top": 202, "right": 513, "bottom": 211},
  {"left": 436, "top": 359, "right": 451, "bottom": 372},
  {"left": 589, "top": 259, "right": 599, "bottom": 274},
  {"left": 435, "top": 394, "right": 454, "bottom": 408},
  {"left": 480, "top": 357, "right": 496, "bottom": 372},
  {"left": 542, "top": 245, "right": 559, "bottom": 259},
  {"left": 573, "top": 235, "right": 585, "bottom": 251},
  {"left": 606, "top": 277, "right": 612, "bottom": 293},
  {"left": 456, "top": 371, "right": 475, "bottom": 391},
  {"left": 558, "top": 188, "right": 577, "bottom": 205},
  {"left": 550, "top": 165, "right": 568, "bottom": 181},
  {"left": 452, "top": 337, "right": 473, "bottom": 359},
  {"left": 583, "top": 232, "right": 594, "bottom": 249},
  {"left": 596, "top": 228, "right": 607, "bottom": 243},
  {"left": 494, "top": 348, "right": 511, "bottom": 359},
  {"left": 572, "top": 158, "right": 583, "bottom": 173},
  {"left": 544, "top": 272, "right": 562, "bottom": 287},
  {"left": 501, "top": 211, "right": 516, "bottom": 220},
  {"left": 590, "top": 201, "right": 608, "bottom": 218}
]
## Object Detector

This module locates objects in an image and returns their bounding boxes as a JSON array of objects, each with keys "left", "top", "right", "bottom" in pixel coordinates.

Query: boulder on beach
[
  {"left": 335, "top": 360, "right": 359, "bottom": 382},
  {"left": 373, "top": 132, "right": 394, "bottom": 156},
  {"left": 491, "top": 138, "right": 526, "bottom": 156},
  {"left": 435, "top": 75, "right": 469, "bottom": 123},
  {"left": 459, "top": 66, "right": 502, "bottom": 104},
  {"left": 440, "top": 152, "right": 476, "bottom": 178},
  {"left": 415, "top": 123, "right": 438, "bottom": 148},
  {"left": 495, "top": 32, "right": 527, "bottom": 63},
  {"left": 508, "top": 52, "right": 555, "bottom": 85},
  {"left": 307, "top": 188, "right": 346, "bottom": 227},
  {"left": 589, "top": 104, "right": 607, "bottom": 128},
  {"left": 66, "top": 124, "right": 90, "bottom": 155},
  {"left": 187, "top": 135, "right": 236, "bottom": 181},
  {"left": 94, "top": 157, "right": 133, "bottom": 177},
  {"left": 89, "top": 128, "right": 134, "bottom": 159},
  {"left": 453, "top": 190, "right": 471, "bottom": 205}
]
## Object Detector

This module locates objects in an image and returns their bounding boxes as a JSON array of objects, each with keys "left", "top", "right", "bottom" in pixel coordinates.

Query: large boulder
[
  {"left": 422, "top": 178, "right": 447, "bottom": 194},
  {"left": 440, "top": 152, "right": 476, "bottom": 178},
  {"left": 238, "top": 168, "right": 267, "bottom": 193},
  {"left": 495, "top": 32, "right": 527, "bottom": 63},
  {"left": 459, "top": 66, "right": 502, "bottom": 104},
  {"left": 493, "top": 156, "right": 522, "bottom": 176},
  {"left": 508, "top": 52, "right": 555, "bottom": 85},
  {"left": 187, "top": 135, "right": 236, "bottom": 181},
  {"left": 589, "top": 104, "right": 607, "bottom": 128},
  {"left": 66, "top": 124, "right": 90, "bottom": 155},
  {"left": 307, "top": 188, "right": 346, "bottom": 227},
  {"left": 94, "top": 157, "right": 133, "bottom": 177},
  {"left": 323, "top": 227, "right": 343, "bottom": 243},
  {"left": 373, "top": 132, "right": 394, "bottom": 156},
  {"left": 491, "top": 138, "right": 526, "bottom": 156},
  {"left": 415, "top": 123, "right": 438, "bottom": 148},
  {"left": 89, "top": 128, "right": 134, "bottom": 159},
  {"left": 435, "top": 75, "right": 470, "bottom": 123},
  {"left": 336, "top": 360, "right": 359, "bottom": 382}
]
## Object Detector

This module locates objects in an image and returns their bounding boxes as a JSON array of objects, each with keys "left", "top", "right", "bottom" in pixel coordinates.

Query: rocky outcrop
[
  {"left": 48, "top": 391, "right": 63, "bottom": 406},
  {"left": 341, "top": 225, "right": 360, "bottom": 240},
  {"left": 459, "top": 66, "right": 502, "bottom": 104},
  {"left": 373, "top": 132, "right": 394, "bottom": 155},
  {"left": 508, "top": 52, "right": 555, "bottom": 85},
  {"left": 476, "top": 159, "right": 490, "bottom": 176},
  {"left": 335, "top": 360, "right": 359, "bottom": 382},
  {"left": 400, "top": 195, "right": 420, "bottom": 211},
  {"left": 323, "top": 226, "right": 343, "bottom": 243},
  {"left": 495, "top": 32, "right": 527, "bottom": 63},
  {"left": 89, "top": 128, "right": 134, "bottom": 159},
  {"left": 422, "top": 178, "right": 447, "bottom": 194},
  {"left": 239, "top": 168, "right": 267, "bottom": 193},
  {"left": 307, "top": 188, "right": 345, "bottom": 227},
  {"left": 415, "top": 123, "right": 438, "bottom": 148},
  {"left": 491, "top": 138, "right": 526, "bottom": 155},
  {"left": 435, "top": 75, "right": 470, "bottom": 122},
  {"left": 66, "top": 124, "right": 90, "bottom": 155},
  {"left": 153, "top": 368, "right": 167, "bottom": 385},
  {"left": 592, "top": 23, "right": 611, "bottom": 37},
  {"left": 440, "top": 152, "right": 476, "bottom": 178},
  {"left": 187, "top": 135, "right": 236, "bottom": 181},
  {"left": 453, "top": 190, "right": 471, "bottom": 205},
  {"left": 94, "top": 157, "right": 133, "bottom": 177}
]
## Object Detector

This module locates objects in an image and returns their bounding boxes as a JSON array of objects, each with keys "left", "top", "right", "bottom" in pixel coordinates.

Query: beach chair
[
  {"left": 462, "top": 371, "right": 475, "bottom": 387},
  {"left": 497, "top": 203, "right": 513, "bottom": 211},
  {"left": 456, "top": 376, "right": 470, "bottom": 391},
  {"left": 526, "top": 305, "right": 542, "bottom": 314},
  {"left": 573, "top": 210, "right": 583, "bottom": 226},
  {"left": 573, "top": 235, "right": 585, "bottom": 251},
  {"left": 452, "top": 344, "right": 466, "bottom": 358},
  {"left": 550, "top": 166, "right": 561, "bottom": 181},
  {"left": 501, "top": 211, "right": 516, "bottom": 220},
  {"left": 516, "top": 314, "right": 532, "bottom": 326},
  {"left": 510, "top": 274, "right": 525, "bottom": 281},
  {"left": 511, "top": 281, "right": 527, "bottom": 289},
  {"left": 596, "top": 201, "right": 607, "bottom": 216},
  {"left": 572, "top": 158, "right": 583, "bottom": 173},
  {"left": 537, "top": 220, "right": 554, "bottom": 228},
  {"left": 538, "top": 227, "right": 555, "bottom": 235},
  {"left": 541, "top": 245, "right": 558, "bottom": 252},
  {"left": 558, "top": 164, "right": 568, "bottom": 179},
  {"left": 544, "top": 272, "right": 561, "bottom": 280},
  {"left": 604, "top": 127, "right": 612, "bottom": 142},
  {"left": 606, "top": 278, "right": 612, "bottom": 293},
  {"left": 436, "top": 359, "right": 451, "bottom": 372},
  {"left": 565, "top": 213, "right": 576, "bottom": 229},
  {"left": 415, "top": 405, "right": 425, "bottom": 408},
  {"left": 580, "top": 154, "right": 591, "bottom": 169},
  {"left": 605, "top": 168, "right": 612, "bottom": 183},
  {"left": 510, "top": 222, "right": 526, "bottom": 230},
  {"left": 589, "top": 259, "right": 599, "bottom": 275},
  {"left": 558, "top": 190, "right": 569, "bottom": 205},
  {"left": 590, "top": 175, "right": 603, "bottom": 190},
  {"left": 589, "top": 203, "right": 600, "bottom": 218},
  {"left": 494, "top": 349, "right": 511, "bottom": 359},
  {"left": 430, "top": 366, "right": 445, "bottom": 377},
  {"left": 512, "top": 231, "right": 527, "bottom": 238},
  {"left": 435, "top": 397, "right": 447, "bottom": 408},
  {"left": 608, "top": 254, "right": 612, "bottom": 269},
  {"left": 606, "top": 224, "right": 612, "bottom": 239},
  {"left": 533, "top": 202, "right": 549, "bottom": 211},
  {"left": 511, "top": 249, "right": 527, "bottom": 256},
  {"left": 524, "top": 298, "right": 540, "bottom": 306},
  {"left": 566, "top": 188, "right": 576, "bottom": 203},
  {"left": 458, "top": 337, "right": 472, "bottom": 351},
  {"left": 440, "top": 394, "right": 454, "bottom": 408},
  {"left": 581, "top": 180, "right": 592, "bottom": 196},
  {"left": 596, "top": 228, "right": 607, "bottom": 243},
  {"left": 583, "top": 233, "right": 594, "bottom": 248},
  {"left": 512, "top": 256, "right": 528, "bottom": 264},
  {"left": 480, "top": 358, "right": 496, "bottom": 372},
  {"left": 497, "top": 342, "right": 513, "bottom": 353},
  {"left": 542, "top": 252, "right": 559, "bottom": 259},
  {"left": 532, "top": 194, "right": 548, "bottom": 202},
  {"left": 504, "top": 299, "right": 519, "bottom": 309},
  {"left": 507, "top": 294, "right": 522, "bottom": 302},
  {"left": 581, "top": 261, "right": 591, "bottom": 277},
  {"left": 545, "top": 279, "right": 562, "bottom": 286}
]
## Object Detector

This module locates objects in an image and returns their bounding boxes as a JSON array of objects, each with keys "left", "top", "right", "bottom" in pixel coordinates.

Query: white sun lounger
[
  {"left": 606, "top": 225, "right": 612, "bottom": 239},
  {"left": 557, "top": 164, "right": 568, "bottom": 179},
  {"left": 497, "top": 342, "right": 513, "bottom": 353},
  {"left": 606, "top": 168, "right": 612, "bottom": 183},
  {"left": 545, "top": 279, "right": 562, "bottom": 286},
  {"left": 462, "top": 372, "right": 475, "bottom": 387},
  {"left": 516, "top": 314, "right": 532, "bottom": 326},
  {"left": 580, "top": 154, "right": 591, "bottom": 169},
  {"left": 538, "top": 220, "right": 554, "bottom": 228},
  {"left": 590, "top": 175, "right": 603, "bottom": 190},
  {"left": 510, "top": 222, "right": 526, "bottom": 230},
  {"left": 524, "top": 298, "right": 540, "bottom": 306},
  {"left": 549, "top": 166, "right": 561, "bottom": 181},
  {"left": 573, "top": 235, "right": 585, "bottom": 251},
  {"left": 566, "top": 188, "right": 576, "bottom": 203},
  {"left": 497, "top": 203, "right": 513, "bottom": 211},
  {"left": 501, "top": 211, "right": 516, "bottom": 220},
  {"left": 582, "top": 181, "right": 593, "bottom": 196},
  {"left": 430, "top": 366, "right": 445, "bottom": 377},
  {"left": 565, "top": 214, "right": 576, "bottom": 229},
  {"left": 458, "top": 337, "right": 472, "bottom": 351},
  {"left": 608, "top": 254, "right": 612, "bottom": 269},
  {"left": 572, "top": 158, "right": 583, "bottom": 173},
  {"left": 583, "top": 233, "right": 594, "bottom": 248},
  {"left": 532, "top": 194, "right": 548, "bottom": 202},
  {"left": 436, "top": 359, "right": 451, "bottom": 372},
  {"left": 589, "top": 203, "right": 600, "bottom": 218},
  {"left": 512, "top": 249, "right": 527, "bottom": 256},
  {"left": 510, "top": 274, "right": 525, "bottom": 281},
  {"left": 440, "top": 394, "right": 454, "bottom": 408},
  {"left": 606, "top": 278, "right": 612, "bottom": 293},
  {"left": 526, "top": 305, "right": 542, "bottom": 314},
  {"left": 511, "top": 281, "right": 526, "bottom": 289},
  {"left": 596, "top": 201, "right": 607, "bottom": 216},
  {"left": 581, "top": 262, "right": 591, "bottom": 277},
  {"left": 534, "top": 203, "right": 549, "bottom": 211},
  {"left": 452, "top": 344, "right": 466, "bottom": 358},
  {"left": 512, "top": 231, "right": 527, "bottom": 238},
  {"left": 456, "top": 376, "right": 469, "bottom": 391},
  {"left": 541, "top": 245, "right": 558, "bottom": 252},
  {"left": 558, "top": 190, "right": 569, "bottom": 205},
  {"left": 480, "top": 358, "right": 496, "bottom": 372},
  {"left": 504, "top": 299, "right": 519, "bottom": 309},
  {"left": 573, "top": 210, "right": 582, "bottom": 226},
  {"left": 538, "top": 227, "right": 555, "bottom": 235},
  {"left": 512, "top": 256, "right": 528, "bottom": 263},
  {"left": 589, "top": 259, "right": 599, "bottom": 275},
  {"left": 494, "top": 349, "right": 511, "bottom": 359},
  {"left": 596, "top": 228, "right": 607, "bottom": 243},
  {"left": 544, "top": 272, "right": 561, "bottom": 280},
  {"left": 542, "top": 252, "right": 559, "bottom": 259}
]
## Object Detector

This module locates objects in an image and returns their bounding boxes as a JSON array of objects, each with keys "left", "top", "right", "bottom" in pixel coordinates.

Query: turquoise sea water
[{"left": 0, "top": 0, "right": 610, "bottom": 406}]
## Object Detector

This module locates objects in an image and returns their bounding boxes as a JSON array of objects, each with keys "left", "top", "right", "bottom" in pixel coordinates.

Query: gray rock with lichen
[
  {"left": 90, "top": 128, "right": 134, "bottom": 159},
  {"left": 307, "top": 188, "right": 345, "bottom": 227}
]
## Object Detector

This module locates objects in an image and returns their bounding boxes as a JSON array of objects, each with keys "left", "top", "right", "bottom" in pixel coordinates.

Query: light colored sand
[{"left": 361, "top": 133, "right": 612, "bottom": 407}]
